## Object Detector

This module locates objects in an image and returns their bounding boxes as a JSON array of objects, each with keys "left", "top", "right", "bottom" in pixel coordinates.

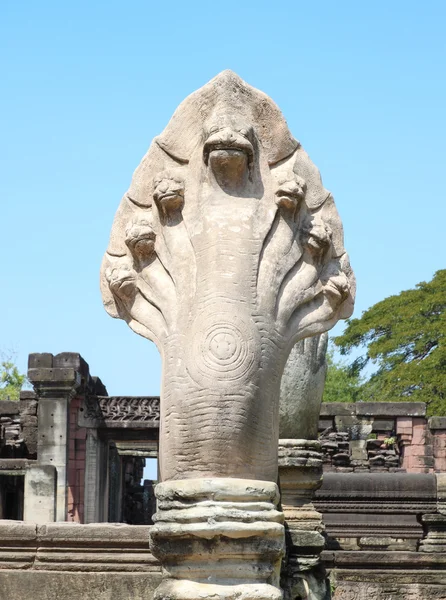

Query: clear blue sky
[{"left": 1, "top": 1, "right": 445, "bottom": 396}]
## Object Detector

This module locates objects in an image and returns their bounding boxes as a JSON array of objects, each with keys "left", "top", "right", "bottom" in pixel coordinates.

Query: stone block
[
  {"left": 396, "top": 416, "right": 413, "bottom": 432},
  {"left": 435, "top": 457, "right": 446, "bottom": 471},
  {"left": 37, "top": 522, "right": 153, "bottom": 543},
  {"left": 350, "top": 440, "right": 367, "bottom": 460},
  {"left": 332, "top": 452, "right": 350, "bottom": 466},
  {"left": 0, "top": 519, "right": 37, "bottom": 540},
  {"left": 0, "top": 572, "right": 161, "bottom": 600},
  {"left": 0, "top": 401, "right": 20, "bottom": 415},
  {"left": 398, "top": 433, "right": 412, "bottom": 447},
  {"left": 433, "top": 434, "right": 446, "bottom": 449},
  {"left": 21, "top": 415, "right": 38, "bottom": 427},
  {"left": 334, "top": 415, "right": 373, "bottom": 440},
  {"left": 20, "top": 400, "right": 38, "bottom": 416},
  {"left": 28, "top": 367, "right": 78, "bottom": 384},
  {"left": 91, "top": 376, "right": 108, "bottom": 396},
  {"left": 409, "top": 455, "right": 435, "bottom": 469},
  {"left": 423, "top": 445, "right": 434, "bottom": 456},
  {"left": 429, "top": 417, "right": 446, "bottom": 430},
  {"left": 28, "top": 353, "right": 54, "bottom": 369},
  {"left": 369, "top": 455, "right": 385, "bottom": 466},
  {"left": 22, "top": 426, "right": 38, "bottom": 456},
  {"left": 288, "top": 529, "right": 325, "bottom": 551},
  {"left": 53, "top": 353, "right": 89, "bottom": 378},
  {"left": 437, "top": 472, "right": 446, "bottom": 502},
  {"left": 412, "top": 421, "right": 427, "bottom": 445},
  {"left": 318, "top": 418, "right": 333, "bottom": 431},
  {"left": 24, "top": 465, "right": 57, "bottom": 524},
  {"left": 372, "top": 418, "right": 395, "bottom": 432}
]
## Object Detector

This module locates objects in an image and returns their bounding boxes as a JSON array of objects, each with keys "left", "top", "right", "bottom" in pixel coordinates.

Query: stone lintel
[
  {"left": 79, "top": 396, "right": 160, "bottom": 429},
  {"left": 0, "top": 459, "right": 35, "bottom": 472}
]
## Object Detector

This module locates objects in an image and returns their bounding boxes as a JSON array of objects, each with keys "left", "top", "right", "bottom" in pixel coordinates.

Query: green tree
[
  {"left": 333, "top": 269, "right": 446, "bottom": 416},
  {"left": 0, "top": 358, "right": 26, "bottom": 401},
  {"left": 323, "top": 346, "right": 363, "bottom": 403}
]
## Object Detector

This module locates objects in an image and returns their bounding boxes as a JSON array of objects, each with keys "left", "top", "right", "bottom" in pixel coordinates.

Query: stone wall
[
  {"left": 0, "top": 392, "right": 37, "bottom": 460},
  {"left": 318, "top": 402, "right": 446, "bottom": 474},
  {"left": 0, "top": 392, "right": 38, "bottom": 520},
  {"left": 0, "top": 520, "right": 161, "bottom": 600}
]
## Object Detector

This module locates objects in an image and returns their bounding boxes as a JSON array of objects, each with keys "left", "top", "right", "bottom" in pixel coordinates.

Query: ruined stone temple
[{"left": 1, "top": 72, "right": 445, "bottom": 600}]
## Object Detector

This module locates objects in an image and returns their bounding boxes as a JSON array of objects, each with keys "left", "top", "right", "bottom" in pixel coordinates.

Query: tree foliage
[
  {"left": 333, "top": 269, "right": 446, "bottom": 415},
  {"left": 323, "top": 347, "right": 363, "bottom": 403},
  {"left": 0, "top": 358, "right": 26, "bottom": 401}
]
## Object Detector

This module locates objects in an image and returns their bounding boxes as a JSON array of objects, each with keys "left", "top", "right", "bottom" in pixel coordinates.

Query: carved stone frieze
[{"left": 79, "top": 396, "right": 160, "bottom": 428}]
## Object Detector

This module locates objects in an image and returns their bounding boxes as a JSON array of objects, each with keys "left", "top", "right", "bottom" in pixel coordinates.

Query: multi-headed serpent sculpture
[{"left": 101, "top": 71, "right": 355, "bottom": 600}]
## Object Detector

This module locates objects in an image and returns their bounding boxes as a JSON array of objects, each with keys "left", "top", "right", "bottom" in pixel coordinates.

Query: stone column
[
  {"left": 28, "top": 353, "right": 84, "bottom": 521},
  {"left": 100, "top": 71, "right": 355, "bottom": 600},
  {"left": 279, "top": 335, "right": 328, "bottom": 600},
  {"left": 278, "top": 441, "right": 326, "bottom": 600},
  {"left": 84, "top": 429, "right": 109, "bottom": 523}
]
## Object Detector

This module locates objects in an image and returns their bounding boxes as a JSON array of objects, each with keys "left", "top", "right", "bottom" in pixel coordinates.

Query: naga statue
[{"left": 101, "top": 71, "right": 355, "bottom": 600}]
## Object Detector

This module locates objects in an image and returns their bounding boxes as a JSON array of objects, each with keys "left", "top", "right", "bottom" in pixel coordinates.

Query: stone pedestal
[
  {"left": 150, "top": 479, "right": 284, "bottom": 600},
  {"left": 278, "top": 440, "right": 327, "bottom": 600},
  {"left": 420, "top": 514, "right": 446, "bottom": 553}
]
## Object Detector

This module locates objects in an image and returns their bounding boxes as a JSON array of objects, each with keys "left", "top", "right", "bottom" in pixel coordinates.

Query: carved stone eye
[
  {"left": 125, "top": 220, "right": 156, "bottom": 261},
  {"left": 153, "top": 171, "right": 185, "bottom": 216},
  {"left": 275, "top": 175, "right": 307, "bottom": 212}
]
